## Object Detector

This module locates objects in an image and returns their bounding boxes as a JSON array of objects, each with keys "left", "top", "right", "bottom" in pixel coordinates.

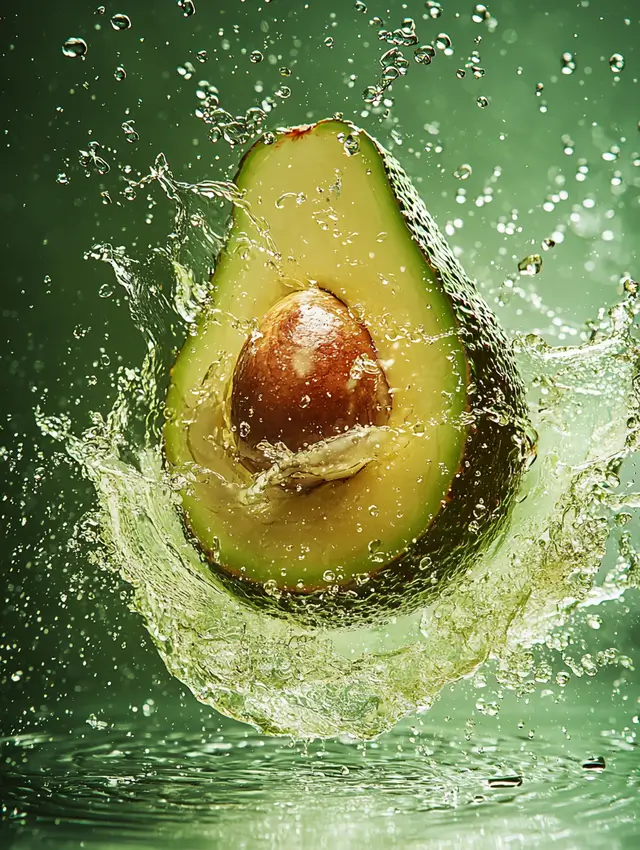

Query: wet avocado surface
[{"left": 164, "top": 120, "right": 530, "bottom": 625}]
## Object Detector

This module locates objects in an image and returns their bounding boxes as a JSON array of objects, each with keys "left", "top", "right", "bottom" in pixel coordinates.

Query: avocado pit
[{"left": 230, "top": 288, "right": 392, "bottom": 473}]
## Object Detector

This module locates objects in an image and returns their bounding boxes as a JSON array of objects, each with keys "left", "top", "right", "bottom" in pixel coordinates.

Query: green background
[{"left": 1, "top": 0, "right": 639, "bottom": 847}]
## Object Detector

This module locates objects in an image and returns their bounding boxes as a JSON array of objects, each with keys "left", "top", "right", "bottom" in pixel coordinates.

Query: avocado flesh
[{"left": 164, "top": 120, "right": 471, "bottom": 594}]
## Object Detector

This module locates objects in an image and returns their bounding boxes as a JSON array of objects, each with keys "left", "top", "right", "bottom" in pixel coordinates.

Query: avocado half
[{"left": 164, "top": 119, "right": 533, "bottom": 627}]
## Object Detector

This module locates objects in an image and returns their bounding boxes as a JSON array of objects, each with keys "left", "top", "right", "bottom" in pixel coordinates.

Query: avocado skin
[{"left": 174, "top": 121, "right": 533, "bottom": 628}]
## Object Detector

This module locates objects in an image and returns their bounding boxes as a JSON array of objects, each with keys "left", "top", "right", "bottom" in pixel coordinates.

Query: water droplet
[
  {"left": 114, "top": 65, "right": 127, "bottom": 81},
  {"left": 123, "top": 185, "right": 136, "bottom": 201},
  {"left": 486, "top": 775, "right": 523, "bottom": 788},
  {"left": 322, "top": 569, "right": 336, "bottom": 583},
  {"left": 96, "top": 5, "right": 106, "bottom": 14},
  {"left": 196, "top": 50, "right": 208, "bottom": 63},
  {"left": 98, "top": 283, "right": 113, "bottom": 298},
  {"left": 262, "top": 131, "right": 276, "bottom": 145},
  {"left": 541, "top": 237, "right": 556, "bottom": 251},
  {"left": 456, "top": 68, "right": 466, "bottom": 78},
  {"left": 178, "top": 0, "right": 196, "bottom": 16},
  {"left": 279, "top": 66, "right": 291, "bottom": 76},
  {"left": 343, "top": 134, "right": 360, "bottom": 156},
  {"left": 609, "top": 53, "right": 625, "bottom": 73},
  {"left": 561, "top": 52, "right": 576, "bottom": 75},
  {"left": 556, "top": 670, "right": 570, "bottom": 686},
  {"left": 275, "top": 85, "right": 291, "bottom": 99},
  {"left": 367, "top": 539, "right": 385, "bottom": 563},
  {"left": 340, "top": 765, "right": 350, "bottom": 775},
  {"left": 414, "top": 45, "right": 436, "bottom": 65},
  {"left": 250, "top": 50, "right": 263, "bottom": 63},
  {"left": 355, "top": 0, "right": 367, "bottom": 11},
  {"left": 477, "top": 95, "right": 489, "bottom": 108},
  {"left": 582, "top": 756, "right": 606, "bottom": 771},
  {"left": 435, "top": 33, "right": 452, "bottom": 50},
  {"left": 472, "top": 65, "right": 485, "bottom": 79},
  {"left": 454, "top": 163, "right": 472, "bottom": 180},
  {"left": 111, "top": 13, "right": 132, "bottom": 31},
  {"left": 518, "top": 254, "right": 543, "bottom": 276},
  {"left": 535, "top": 82, "right": 544, "bottom": 95},
  {"left": 324, "top": 36, "right": 335, "bottom": 48},
  {"left": 62, "top": 37, "right": 88, "bottom": 59},
  {"left": 472, "top": 4, "right": 490, "bottom": 23},
  {"left": 363, "top": 84, "right": 383, "bottom": 106},
  {"left": 426, "top": 1, "right": 443, "bottom": 19},
  {"left": 56, "top": 172, "right": 70, "bottom": 185},
  {"left": 121, "top": 120, "right": 139, "bottom": 143}
]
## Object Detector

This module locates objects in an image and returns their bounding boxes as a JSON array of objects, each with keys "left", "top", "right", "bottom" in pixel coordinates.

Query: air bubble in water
[
  {"left": 472, "top": 66, "right": 485, "bottom": 79},
  {"left": 454, "top": 163, "right": 472, "bottom": 180},
  {"left": 518, "top": 254, "right": 543, "bottom": 276},
  {"left": 472, "top": 4, "right": 490, "bottom": 23},
  {"left": 196, "top": 50, "right": 208, "bottom": 63},
  {"left": 324, "top": 36, "right": 335, "bottom": 47},
  {"left": 122, "top": 121, "right": 139, "bottom": 143},
  {"left": 111, "top": 13, "right": 132, "bottom": 31},
  {"left": 62, "top": 37, "right": 88, "bottom": 59},
  {"left": 435, "top": 33, "right": 452, "bottom": 50},
  {"left": 275, "top": 85, "right": 291, "bottom": 99},
  {"left": 114, "top": 66, "right": 126, "bottom": 81},
  {"left": 426, "top": 1, "right": 442, "bottom": 18},
  {"left": 535, "top": 82, "right": 544, "bottom": 96},
  {"left": 609, "top": 53, "right": 625, "bottom": 73},
  {"left": 56, "top": 172, "right": 70, "bottom": 185},
  {"left": 279, "top": 66, "right": 292, "bottom": 76},
  {"left": 250, "top": 50, "right": 263, "bottom": 63},
  {"left": 456, "top": 68, "right": 466, "bottom": 78},
  {"left": 355, "top": 0, "right": 367, "bottom": 11},
  {"left": 477, "top": 95, "right": 489, "bottom": 108},
  {"left": 343, "top": 134, "right": 360, "bottom": 156},
  {"left": 561, "top": 52, "right": 577, "bottom": 75},
  {"left": 582, "top": 757, "right": 606, "bottom": 772},
  {"left": 486, "top": 776, "right": 523, "bottom": 788}
]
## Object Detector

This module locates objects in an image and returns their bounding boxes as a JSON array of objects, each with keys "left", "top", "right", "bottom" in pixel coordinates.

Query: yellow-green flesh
[{"left": 164, "top": 120, "right": 468, "bottom": 589}]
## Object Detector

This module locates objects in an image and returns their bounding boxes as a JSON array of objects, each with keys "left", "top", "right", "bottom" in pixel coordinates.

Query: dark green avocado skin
[{"left": 180, "top": 122, "right": 534, "bottom": 629}]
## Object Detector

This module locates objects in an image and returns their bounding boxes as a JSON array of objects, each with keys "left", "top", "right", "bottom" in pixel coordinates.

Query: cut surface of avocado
[{"left": 164, "top": 120, "right": 530, "bottom": 624}]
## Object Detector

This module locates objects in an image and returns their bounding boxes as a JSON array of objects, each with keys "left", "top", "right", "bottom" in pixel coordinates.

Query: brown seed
[{"left": 230, "top": 288, "right": 391, "bottom": 470}]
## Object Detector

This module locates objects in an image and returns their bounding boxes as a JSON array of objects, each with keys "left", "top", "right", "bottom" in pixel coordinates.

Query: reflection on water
[{"left": 2, "top": 707, "right": 639, "bottom": 850}]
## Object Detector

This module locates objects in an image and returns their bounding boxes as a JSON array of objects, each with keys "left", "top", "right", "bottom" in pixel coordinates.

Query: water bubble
[
  {"left": 368, "top": 539, "right": 385, "bottom": 563},
  {"left": 535, "top": 82, "right": 544, "bottom": 95},
  {"left": 518, "top": 254, "right": 543, "bottom": 276},
  {"left": 178, "top": 0, "right": 196, "bottom": 16},
  {"left": 275, "top": 86, "right": 291, "bottom": 98},
  {"left": 123, "top": 185, "right": 136, "bottom": 201},
  {"left": 426, "top": 1, "right": 443, "bottom": 19},
  {"left": 456, "top": 68, "right": 466, "bottom": 78},
  {"left": 414, "top": 45, "right": 436, "bottom": 65},
  {"left": 114, "top": 65, "right": 127, "bottom": 81},
  {"left": 477, "top": 95, "right": 489, "bottom": 108},
  {"left": 454, "top": 163, "right": 472, "bottom": 180},
  {"left": 472, "top": 65, "right": 485, "bottom": 79},
  {"left": 96, "top": 5, "right": 106, "bottom": 13},
  {"left": 110, "top": 13, "right": 132, "bottom": 31},
  {"left": 363, "top": 85, "right": 383, "bottom": 106},
  {"left": 279, "top": 66, "right": 292, "bottom": 76},
  {"left": 609, "top": 53, "right": 625, "bottom": 73},
  {"left": 324, "top": 36, "right": 335, "bottom": 47},
  {"left": 435, "top": 33, "right": 452, "bottom": 50},
  {"left": 343, "top": 134, "right": 360, "bottom": 156},
  {"left": 355, "top": 0, "right": 367, "bottom": 11},
  {"left": 56, "top": 172, "right": 70, "bottom": 185},
  {"left": 541, "top": 237, "right": 556, "bottom": 251},
  {"left": 322, "top": 570, "right": 336, "bottom": 583},
  {"left": 262, "top": 131, "right": 276, "bottom": 145},
  {"left": 196, "top": 50, "right": 208, "bottom": 63},
  {"left": 561, "top": 52, "right": 576, "bottom": 75},
  {"left": 98, "top": 283, "right": 113, "bottom": 298},
  {"left": 250, "top": 50, "right": 263, "bottom": 63},
  {"left": 62, "top": 37, "right": 88, "bottom": 59},
  {"left": 472, "top": 4, "right": 490, "bottom": 23}
]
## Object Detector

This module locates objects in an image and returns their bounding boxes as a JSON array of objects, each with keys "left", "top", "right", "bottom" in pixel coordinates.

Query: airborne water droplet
[
  {"left": 609, "top": 53, "right": 625, "bottom": 73},
  {"left": 111, "top": 13, "right": 132, "bottom": 31},
  {"left": 561, "top": 52, "right": 577, "bottom": 75},
  {"left": 454, "top": 163, "right": 472, "bottom": 180},
  {"left": 518, "top": 254, "right": 543, "bottom": 276},
  {"left": 62, "top": 37, "right": 88, "bottom": 59},
  {"left": 472, "top": 4, "right": 490, "bottom": 24}
]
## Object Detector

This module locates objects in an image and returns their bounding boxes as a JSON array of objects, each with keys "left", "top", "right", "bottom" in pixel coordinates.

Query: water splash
[{"left": 37, "top": 155, "right": 640, "bottom": 740}]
